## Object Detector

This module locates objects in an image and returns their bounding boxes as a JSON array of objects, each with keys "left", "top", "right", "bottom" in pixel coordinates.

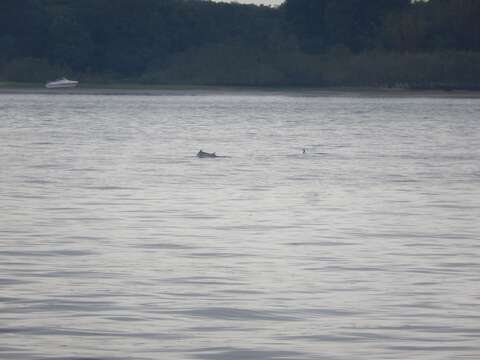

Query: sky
[{"left": 214, "top": 0, "right": 284, "bottom": 6}]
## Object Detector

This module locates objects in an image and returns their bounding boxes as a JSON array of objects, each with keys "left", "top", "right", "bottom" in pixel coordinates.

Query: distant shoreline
[{"left": 1, "top": 82, "right": 480, "bottom": 98}]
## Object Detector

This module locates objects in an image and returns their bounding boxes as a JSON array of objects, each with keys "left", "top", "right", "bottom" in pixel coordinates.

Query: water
[{"left": 1, "top": 90, "right": 479, "bottom": 360}]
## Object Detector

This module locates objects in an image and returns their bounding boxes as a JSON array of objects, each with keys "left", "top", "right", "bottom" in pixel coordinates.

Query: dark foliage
[
  {"left": 282, "top": 0, "right": 410, "bottom": 52},
  {"left": 1, "top": 0, "right": 479, "bottom": 87}
]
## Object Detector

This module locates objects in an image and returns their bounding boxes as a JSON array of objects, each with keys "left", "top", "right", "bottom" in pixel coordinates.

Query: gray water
[{"left": 1, "top": 90, "right": 479, "bottom": 360}]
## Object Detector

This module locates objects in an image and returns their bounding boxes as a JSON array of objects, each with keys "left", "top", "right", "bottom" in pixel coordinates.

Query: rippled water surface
[{"left": 1, "top": 90, "right": 479, "bottom": 360}]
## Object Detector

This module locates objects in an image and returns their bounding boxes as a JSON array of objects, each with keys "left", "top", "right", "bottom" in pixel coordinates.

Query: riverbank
[{"left": 1, "top": 82, "right": 480, "bottom": 98}]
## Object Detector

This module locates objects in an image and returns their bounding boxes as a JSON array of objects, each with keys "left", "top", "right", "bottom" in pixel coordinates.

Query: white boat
[{"left": 45, "top": 77, "right": 79, "bottom": 89}]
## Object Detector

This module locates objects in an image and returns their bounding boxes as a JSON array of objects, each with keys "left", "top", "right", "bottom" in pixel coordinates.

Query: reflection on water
[{"left": 1, "top": 90, "right": 479, "bottom": 360}]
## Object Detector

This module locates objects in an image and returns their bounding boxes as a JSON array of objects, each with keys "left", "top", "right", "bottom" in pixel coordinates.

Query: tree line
[{"left": 1, "top": 0, "right": 479, "bottom": 88}]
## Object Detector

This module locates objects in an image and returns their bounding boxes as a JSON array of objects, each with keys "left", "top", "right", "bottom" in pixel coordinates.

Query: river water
[{"left": 1, "top": 89, "right": 479, "bottom": 360}]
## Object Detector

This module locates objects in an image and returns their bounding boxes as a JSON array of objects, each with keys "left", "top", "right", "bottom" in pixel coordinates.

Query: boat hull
[{"left": 45, "top": 82, "right": 79, "bottom": 89}]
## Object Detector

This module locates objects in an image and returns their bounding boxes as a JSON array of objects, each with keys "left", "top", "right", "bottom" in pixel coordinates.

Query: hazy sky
[{"left": 215, "top": 0, "right": 283, "bottom": 6}]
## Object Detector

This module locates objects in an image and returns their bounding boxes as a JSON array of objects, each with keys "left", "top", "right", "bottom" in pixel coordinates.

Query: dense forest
[{"left": 1, "top": 0, "right": 479, "bottom": 88}]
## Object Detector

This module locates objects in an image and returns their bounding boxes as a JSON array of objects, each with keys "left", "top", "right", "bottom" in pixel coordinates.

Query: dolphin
[{"left": 197, "top": 150, "right": 217, "bottom": 158}]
